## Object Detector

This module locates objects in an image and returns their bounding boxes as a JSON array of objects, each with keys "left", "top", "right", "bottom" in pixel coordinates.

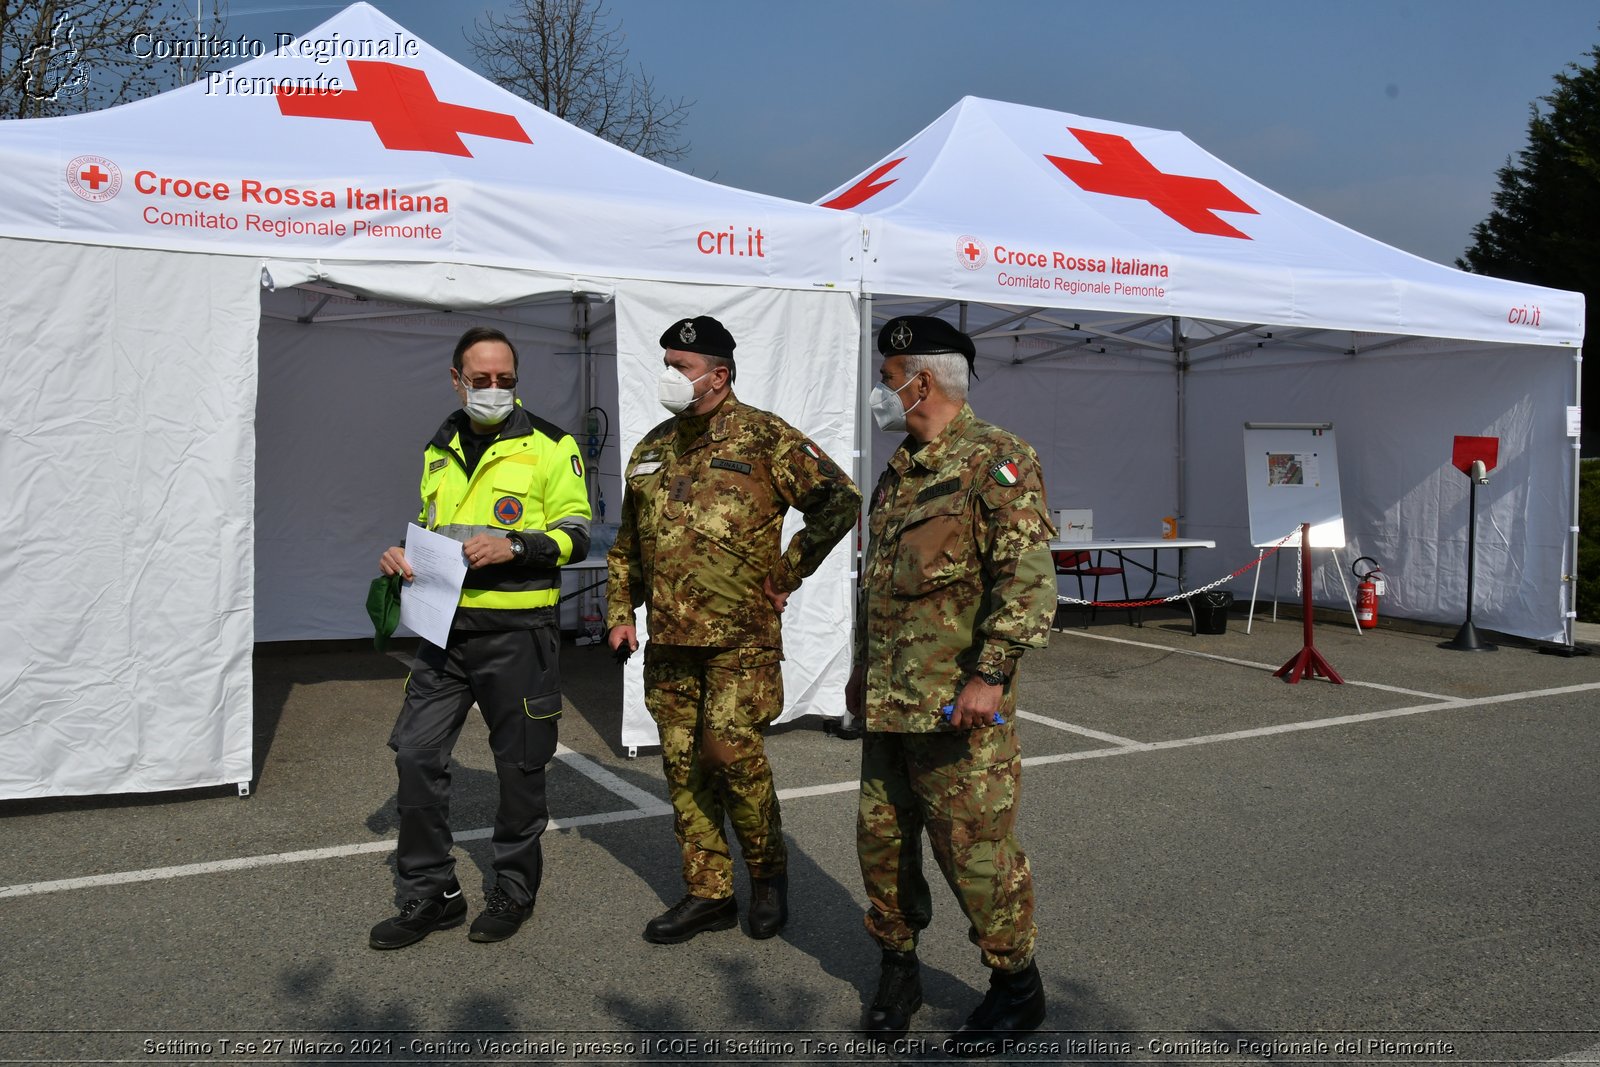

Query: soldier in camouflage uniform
[
  {"left": 848, "top": 316, "right": 1057, "bottom": 1054},
  {"left": 607, "top": 315, "right": 860, "bottom": 945}
]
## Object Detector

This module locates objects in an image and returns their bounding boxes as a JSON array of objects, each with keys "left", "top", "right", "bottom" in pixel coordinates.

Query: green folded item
[{"left": 366, "top": 572, "right": 403, "bottom": 651}]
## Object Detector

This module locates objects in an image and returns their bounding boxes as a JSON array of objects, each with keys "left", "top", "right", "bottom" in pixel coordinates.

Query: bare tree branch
[
  {"left": 2, "top": 0, "right": 226, "bottom": 119},
  {"left": 467, "top": 0, "right": 691, "bottom": 162}
]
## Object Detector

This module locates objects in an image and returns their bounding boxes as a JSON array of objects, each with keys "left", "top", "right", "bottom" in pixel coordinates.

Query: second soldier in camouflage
[
  {"left": 849, "top": 316, "right": 1057, "bottom": 1054},
  {"left": 608, "top": 315, "right": 860, "bottom": 945}
]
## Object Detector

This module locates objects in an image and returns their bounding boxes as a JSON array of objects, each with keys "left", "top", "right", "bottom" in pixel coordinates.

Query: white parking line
[
  {"left": 1023, "top": 681, "right": 1600, "bottom": 767},
  {"left": 1053, "top": 628, "right": 1456, "bottom": 700},
  {"left": 1014, "top": 709, "right": 1146, "bottom": 748},
  {"left": 4, "top": 681, "right": 1595, "bottom": 899},
  {"left": 554, "top": 743, "right": 672, "bottom": 815}
]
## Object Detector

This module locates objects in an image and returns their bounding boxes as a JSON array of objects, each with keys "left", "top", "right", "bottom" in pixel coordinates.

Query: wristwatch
[
  {"left": 974, "top": 666, "right": 1007, "bottom": 687},
  {"left": 507, "top": 534, "right": 525, "bottom": 561}
]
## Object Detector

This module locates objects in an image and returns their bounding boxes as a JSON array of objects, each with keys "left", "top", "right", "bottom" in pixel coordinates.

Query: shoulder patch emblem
[
  {"left": 990, "top": 458, "right": 1021, "bottom": 486},
  {"left": 801, "top": 440, "right": 841, "bottom": 479},
  {"left": 428, "top": 458, "right": 450, "bottom": 473},
  {"left": 571, "top": 454, "right": 584, "bottom": 478},
  {"left": 493, "top": 496, "right": 524, "bottom": 525}
]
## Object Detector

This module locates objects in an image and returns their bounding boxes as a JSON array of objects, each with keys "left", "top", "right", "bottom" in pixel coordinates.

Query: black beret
[
  {"left": 660, "top": 315, "right": 736, "bottom": 360},
  {"left": 877, "top": 315, "right": 976, "bottom": 368}
]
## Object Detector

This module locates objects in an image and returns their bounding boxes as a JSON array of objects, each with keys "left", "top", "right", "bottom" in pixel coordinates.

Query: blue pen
[{"left": 941, "top": 704, "right": 1005, "bottom": 726}]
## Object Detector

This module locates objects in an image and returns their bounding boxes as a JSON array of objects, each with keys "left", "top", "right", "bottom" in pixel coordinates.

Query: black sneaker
[
  {"left": 368, "top": 881, "right": 467, "bottom": 950},
  {"left": 468, "top": 886, "right": 534, "bottom": 943}
]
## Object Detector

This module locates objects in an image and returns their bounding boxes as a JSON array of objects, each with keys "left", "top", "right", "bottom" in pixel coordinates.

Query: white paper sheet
[{"left": 401, "top": 523, "right": 468, "bottom": 648}]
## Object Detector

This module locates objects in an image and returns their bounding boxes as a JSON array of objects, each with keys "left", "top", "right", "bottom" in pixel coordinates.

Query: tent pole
[
  {"left": 576, "top": 294, "right": 596, "bottom": 517},
  {"left": 1173, "top": 317, "right": 1188, "bottom": 584},
  {"left": 1567, "top": 349, "right": 1583, "bottom": 649},
  {"left": 841, "top": 291, "right": 875, "bottom": 733}
]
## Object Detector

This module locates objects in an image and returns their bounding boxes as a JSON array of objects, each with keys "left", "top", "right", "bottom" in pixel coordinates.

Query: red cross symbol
[
  {"left": 962, "top": 241, "right": 982, "bottom": 262},
  {"left": 821, "top": 157, "right": 905, "bottom": 210},
  {"left": 1045, "top": 128, "right": 1258, "bottom": 240},
  {"left": 275, "top": 61, "right": 531, "bottom": 157},
  {"left": 80, "top": 164, "right": 109, "bottom": 190}
]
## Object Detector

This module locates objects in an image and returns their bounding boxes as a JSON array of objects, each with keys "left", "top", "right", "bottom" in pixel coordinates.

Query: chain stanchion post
[{"left": 1271, "top": 523, "right": 1344, "bottom": 684}]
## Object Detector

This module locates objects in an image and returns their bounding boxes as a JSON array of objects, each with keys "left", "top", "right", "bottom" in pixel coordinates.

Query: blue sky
[{"left": 226, "top": 1, "right": 1599, "bottom": 268}]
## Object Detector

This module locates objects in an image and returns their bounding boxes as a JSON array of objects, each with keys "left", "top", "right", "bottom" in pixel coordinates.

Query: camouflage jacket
[
  {"left": 858, "top": 404, "right": 1056, "bottom": 732},
  {"left": 607, "top": 393, "right": 861, "bottom": 649}
]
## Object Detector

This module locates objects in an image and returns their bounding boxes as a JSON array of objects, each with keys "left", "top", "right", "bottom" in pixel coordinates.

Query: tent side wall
[
  {"left": 0, "top": 238, "right": 260, "bottom": 799},
  {"left": 1183, "top": 340, "right": 1575, "bottom": 640}
]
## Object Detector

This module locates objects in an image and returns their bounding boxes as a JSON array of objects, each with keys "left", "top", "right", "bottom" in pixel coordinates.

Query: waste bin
[{"left": 1192, "top": 591, "right": 1233, "bottom": 634}]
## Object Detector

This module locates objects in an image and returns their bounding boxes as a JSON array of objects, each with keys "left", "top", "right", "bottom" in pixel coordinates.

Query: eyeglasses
[{"left": 458, "top": 374, "right": 518, "bottom": 390}]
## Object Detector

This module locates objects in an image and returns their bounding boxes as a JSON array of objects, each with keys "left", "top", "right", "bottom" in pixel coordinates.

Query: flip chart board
[{"left": 1243, "top": 423, "right": 1345, "bottom": 548}]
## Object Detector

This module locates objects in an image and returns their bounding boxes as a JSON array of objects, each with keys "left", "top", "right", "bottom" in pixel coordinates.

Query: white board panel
[{"left": 1243, "top": 424, "right": 1345, "bottom": 548}]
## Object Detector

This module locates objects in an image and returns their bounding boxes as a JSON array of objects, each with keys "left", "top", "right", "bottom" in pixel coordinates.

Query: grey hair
[
  {"left": 902, "top": 351, "right": 969, "bottom": 401},
  {"left": 704, "top": 352, "right": 736, "bottom": 385}
]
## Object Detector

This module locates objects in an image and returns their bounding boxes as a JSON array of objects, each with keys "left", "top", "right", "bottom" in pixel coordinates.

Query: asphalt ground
[{"left": 2, "top": 607, "right": 1598, "bottom": 1067}]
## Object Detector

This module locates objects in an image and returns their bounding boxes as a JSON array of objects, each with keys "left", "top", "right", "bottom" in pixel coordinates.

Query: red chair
[{"left": 1053, "top": 549, "right": 1135, "bottom": 627}]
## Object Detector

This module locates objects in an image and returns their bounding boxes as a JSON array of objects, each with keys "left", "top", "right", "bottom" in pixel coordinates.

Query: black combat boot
[
  {"left": 746, "top": 872, "right": 788, "bottom": 939},
  {"left": 948, "top": 960, "right": 1046, "bottom": 1057},
  {"left": 642, "top": 894, "right": 737, "bottom": 944},
  {"left": 862, "top": 948, "right": 922, "bottom": 1037}
]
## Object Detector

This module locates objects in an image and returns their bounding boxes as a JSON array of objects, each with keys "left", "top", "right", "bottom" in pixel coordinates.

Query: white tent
[
  {"left": 0, "top": 3, "right": 862, "bottom": 799},
  {"left": 817, "top": 97, "right": 1585, "bottom": 642}
]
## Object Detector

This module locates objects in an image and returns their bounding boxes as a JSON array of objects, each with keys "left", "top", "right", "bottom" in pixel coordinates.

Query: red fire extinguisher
[{"left": 1353, "top": 556, "right": 1384, "bottom": 630}]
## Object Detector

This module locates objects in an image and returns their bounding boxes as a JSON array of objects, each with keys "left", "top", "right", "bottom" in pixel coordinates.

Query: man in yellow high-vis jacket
[{"left": 369, "top": 325, "right": 591, "bottom": 951}]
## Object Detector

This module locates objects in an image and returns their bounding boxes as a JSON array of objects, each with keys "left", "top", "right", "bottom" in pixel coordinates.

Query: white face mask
[
  {"left": 462, "top": 384, "right": 515, "bottom": 425},
  {"left": 870, "top": 374, "right": 923, "bottom": 432},
  {"left": 658, "top": 365, "right": 711, "bottom": 415}
]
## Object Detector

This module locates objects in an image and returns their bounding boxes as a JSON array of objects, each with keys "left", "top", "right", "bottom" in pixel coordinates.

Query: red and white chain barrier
[{"left": 1056, "top": 531, "right": 1298, "bottom": 609}]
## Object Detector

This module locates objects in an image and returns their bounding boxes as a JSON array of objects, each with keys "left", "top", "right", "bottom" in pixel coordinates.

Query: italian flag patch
[{"left": 990, "top": 459, "right": 1021, "bottom": 486}]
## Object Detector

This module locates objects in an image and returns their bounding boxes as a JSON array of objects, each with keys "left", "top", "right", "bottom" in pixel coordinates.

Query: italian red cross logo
[
  {"left": 65, "top": 154, "right": 122, "bottom": 202},
  {"left": 275, "top": 61, "right": 531, "bottom": 157},
  {"left": 956, "top": 234, "right": 987, "bottom": 271},
  {"left": 1045, "top": 128, "right": 1258, "bottom": 240}
]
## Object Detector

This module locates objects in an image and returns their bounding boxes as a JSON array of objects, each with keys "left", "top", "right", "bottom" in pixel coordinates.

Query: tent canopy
[
  {"left": 0, "top": 4, "right": 861, "bottom": 798},
  {"left": 817, "top": 96, "right": 1584, "bottom": 644},
  {"left": 0, "top": 2, "right": 859, "bottom": 293},
  {"left": 818, "top": 95, "right": 1582, "bottom": 348}
]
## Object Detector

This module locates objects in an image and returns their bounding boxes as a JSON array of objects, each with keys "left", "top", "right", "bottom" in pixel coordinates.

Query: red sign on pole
[{"left": 1451, "top": 436, "right": 1499, "bottom": 475}]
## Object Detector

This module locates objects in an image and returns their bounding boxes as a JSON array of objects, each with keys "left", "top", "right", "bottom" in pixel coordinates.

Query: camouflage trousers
[
  {"left": 857, "top": 724, "right": 1036, "bottom": 971},
  {"left": 643, "top": 643, "right": 787, "bottom": 898}
]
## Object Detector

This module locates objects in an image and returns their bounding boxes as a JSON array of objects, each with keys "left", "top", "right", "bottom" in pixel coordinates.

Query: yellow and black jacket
[{"left": 417, "top": 405, "right": 591, "bottom": 631}]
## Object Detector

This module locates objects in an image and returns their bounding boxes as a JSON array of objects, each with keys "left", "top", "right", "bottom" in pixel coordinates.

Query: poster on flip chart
[{"left": 1243, "top": 424, "right": 1346, "bottom": 548}]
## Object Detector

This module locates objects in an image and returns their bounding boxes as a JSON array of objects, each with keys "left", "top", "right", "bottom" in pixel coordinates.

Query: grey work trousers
[{"left": 387, "top": 625, "right": 562, "bottom": 907}]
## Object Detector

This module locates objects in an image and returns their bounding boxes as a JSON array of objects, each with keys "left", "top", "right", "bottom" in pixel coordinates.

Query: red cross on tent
[
  {"left": 1045, "top": 128, "right": 1259, "bottom": 240},
  {"left": 275, "top": 60, "right": 531, "bottom": 157},
  {"left": 79, "top": 164, "right": 110, "bottom": 190}
]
